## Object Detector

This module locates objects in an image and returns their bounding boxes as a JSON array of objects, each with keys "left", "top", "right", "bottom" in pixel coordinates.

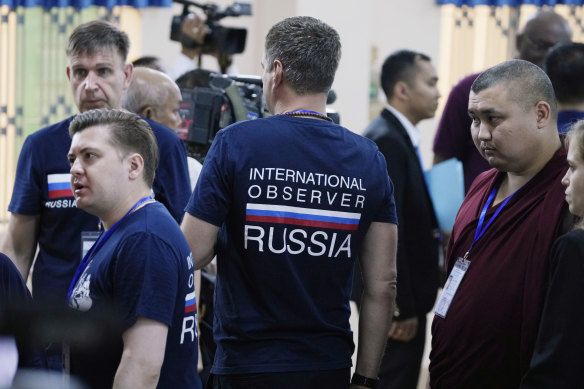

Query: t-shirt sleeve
[
  {"left": 432, "top": 77, "right": 473, "bottom": 160},
  {"left": 8, "top": 135, "right": 43, "bottom": 215},
  {"left": 152, "top": 127, "right": 191, "bottom": 225},
  {"left": 373, "top": 151, "right": 398, "bottom": 225},
  {"left": 113, "top": 233, "right": 179, "bottom": 331},
  {"left": 185, "top": 130, "right": 232, "bottom": 227}
]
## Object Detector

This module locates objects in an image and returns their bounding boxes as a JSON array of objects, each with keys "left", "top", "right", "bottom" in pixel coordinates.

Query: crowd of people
[{"left": 0, "top": 7, "right": 583, "bottom": 389}]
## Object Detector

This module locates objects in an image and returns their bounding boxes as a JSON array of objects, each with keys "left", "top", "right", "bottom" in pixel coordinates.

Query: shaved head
[
  {"left": 122, "top": 67, "right": 183, "bottom": 131},
  {"left": 516, "top": 10, "right": 572, "bottom": 67},
  {"left": 471, "top": 59, "right": 557, "bottom": 120}
]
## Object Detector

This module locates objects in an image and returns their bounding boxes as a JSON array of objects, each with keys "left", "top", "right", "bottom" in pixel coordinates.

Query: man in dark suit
[{"left": 363, "top": 50, "right": 441, "bottom": 389}]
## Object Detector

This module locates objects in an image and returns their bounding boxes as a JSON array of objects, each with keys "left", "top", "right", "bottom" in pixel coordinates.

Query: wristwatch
[{"left": 350, "top": 372, "right": 379, "bottom": 388}]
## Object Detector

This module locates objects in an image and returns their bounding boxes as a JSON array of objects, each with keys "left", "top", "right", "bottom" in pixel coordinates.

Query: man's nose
[
  {"left": 477, "top": 122, "right": 491, "bottom": 141},
  {"left": 83, "top": 72, "right": 98, "bottom": 90},
  {"left": 562, "top": 169, "right": 571, "bottom": 187},
  {"left": 70, "top": 158, "right": 82, "bottom": 175}
]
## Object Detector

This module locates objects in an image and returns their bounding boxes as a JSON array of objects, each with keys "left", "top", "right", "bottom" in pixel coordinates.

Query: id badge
[
  {"left": 434, "top": 257, "right": 470, "bottom": 318},
  {"left": 81, "top": 231, "right": 100, "bottom": 259}
]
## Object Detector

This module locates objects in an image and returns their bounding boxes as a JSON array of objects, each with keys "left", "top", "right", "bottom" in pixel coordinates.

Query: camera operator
[{"left": 167, "top": 8, "right": 238, "bottom": 80}]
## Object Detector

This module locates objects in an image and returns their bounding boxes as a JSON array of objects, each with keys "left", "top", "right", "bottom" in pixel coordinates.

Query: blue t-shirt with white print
[
  {"left": 8, "top": 116, "right": 191, "bottom": 304},
  {"left": 186, "top": 114, "right": 398, "bottom": 374},
  {"left": 68, "top": 202, "right": 201, "bottom": 389}
]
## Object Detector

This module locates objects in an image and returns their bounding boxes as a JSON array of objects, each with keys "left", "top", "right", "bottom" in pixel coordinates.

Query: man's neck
[
  {"left": 101, "top": 189, "right": 153, "bottom": 231},
  {"left": 388, "top": 99, "right": 421, "bottom": 126},
  {"left": 272, "top": 93, "right": 328, "bottom": 116},
  {"left": 494, "top": 140, "right": 561, "bottom": 205}
]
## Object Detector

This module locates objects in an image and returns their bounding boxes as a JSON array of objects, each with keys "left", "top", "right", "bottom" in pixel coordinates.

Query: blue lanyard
[
  {"left": 66, "top": 196, "right": 153, "bottom": 302},
  {"left": 465, "top": 181, "right": 519, "bottom": 259}
]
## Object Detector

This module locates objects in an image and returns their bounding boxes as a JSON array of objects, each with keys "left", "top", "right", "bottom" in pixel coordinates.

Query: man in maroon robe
[{"left": 429, "top": 59, "right": 572, "bottom": 389}]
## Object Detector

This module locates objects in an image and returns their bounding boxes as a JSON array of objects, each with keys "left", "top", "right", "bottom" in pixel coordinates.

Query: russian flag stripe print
[
  {"left": 48, "top": 174, "right": 73, "bottom": 199},
  {"left": 246, "top": 203, "right": 360, "bottom": 231},
  {"left": 184, "top": 291, "right": 196, "bottom": 313}
]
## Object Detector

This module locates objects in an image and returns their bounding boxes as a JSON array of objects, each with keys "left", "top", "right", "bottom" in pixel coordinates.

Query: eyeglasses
[{"left": 523, "top": 34, "right": 558, "bottom": 52}]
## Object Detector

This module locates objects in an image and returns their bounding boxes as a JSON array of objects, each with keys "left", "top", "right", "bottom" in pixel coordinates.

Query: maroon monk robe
[{"left": 429, "top": 147, "right": 569, "bottom": 389}]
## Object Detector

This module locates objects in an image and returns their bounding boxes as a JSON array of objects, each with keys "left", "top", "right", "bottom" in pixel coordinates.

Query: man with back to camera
[
  {"left": 432, "top": 10, "right": 572, "bottom": 192},
  {"left": 66, "top": 109, "right": 201, "bottom": 389},
  {"left": 180, "top": 16, "right": 398, "bottom": 389},
  {"left": 544, "top": 41, "right": 584, "bottom": 134},
  {"left": 429, "top": 59, "right": 571, "bottom": 388},
  {"left": 0, "top": 20, "right": 191, "bottom": 369},
  {"left": 363, "top": 50, "right": 441, "bottom": 389},
  {"left": 122, "top": 66, "right": 203, "bottom": 190}
]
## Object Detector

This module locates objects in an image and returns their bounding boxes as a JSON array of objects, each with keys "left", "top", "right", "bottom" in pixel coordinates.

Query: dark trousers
[
  {"left": 207, "top": 368, "right": 351, "bottom": 389},
  {"left": 378, "top": 315, "right": 427, "bottom": 389}
]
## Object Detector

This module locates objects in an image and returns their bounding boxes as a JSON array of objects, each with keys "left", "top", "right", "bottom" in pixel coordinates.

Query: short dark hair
[
  {"left": 544, "top": 42, "right": 584, "bottom": 104},
  {"left": 132, "top": 56, "right": 161, "bottom": 68},
  {"left": 264, "top": 16, "right": 341, "bottom": 95},
  {"left": 69, "top": 109, "right": 158, "bottom": 186},
  {"left": 175, "top": 69, "right": 213, "bottom": 89},
  {"left": 66, "top": 20, "right": 130, "bottom": 62},
  {"left": 380, "top": 50, "right": 431, "bottom": 99},
  {"left": 472, "top": 59, "right": 557, "bottom": 118}
]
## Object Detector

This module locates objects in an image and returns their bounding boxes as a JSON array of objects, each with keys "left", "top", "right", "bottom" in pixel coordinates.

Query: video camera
[
  {"left": 170, "top": 1, "right": 251, "bottom": 55},
  {"left": 176, "top": 71, "right": 268, "bottom": 159}
]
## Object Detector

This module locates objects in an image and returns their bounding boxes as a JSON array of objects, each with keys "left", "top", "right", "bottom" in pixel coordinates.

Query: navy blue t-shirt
[
  {"left": 68, "top": 202, "right": 201, "bottom": 389},
  {"left": 8, "top": 116, "right": 191, "bottom": 303},
  {"left": 0, "top": 253, "right": 46, "bottom": 368},
  {"left": 186, "top": 115, "right": 397, "bottom": 374}
]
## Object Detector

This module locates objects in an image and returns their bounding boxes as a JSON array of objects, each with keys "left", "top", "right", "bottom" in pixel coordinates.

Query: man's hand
[
  {"left": 180, "top": 10, "right": 208, "bottom": 59},
  {"left": 388, "top": 316, "right": 418, "bottom": 342}
]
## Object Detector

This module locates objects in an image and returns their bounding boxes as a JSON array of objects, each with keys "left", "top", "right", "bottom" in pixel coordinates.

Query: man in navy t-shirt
[
  {"left": 181, "top": 16, "right": 398, "bottom": 389},
  {"left": 0, "top": 21, "right": 190, "bottom": 319},
  {"left": 66, "top": 109, "right": 201, "bottom": 389}
]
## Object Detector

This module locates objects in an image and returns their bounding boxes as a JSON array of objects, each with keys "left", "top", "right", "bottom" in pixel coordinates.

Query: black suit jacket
[{"left": 364, "top": 108, "right": 440, "bottom": 319}]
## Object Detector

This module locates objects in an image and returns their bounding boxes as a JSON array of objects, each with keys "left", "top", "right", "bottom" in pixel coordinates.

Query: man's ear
[
  {"left": 127, "top": 153, "right": 144, "bottom": 181},
  {"left": 535, "top": 101, "right": 551, "bottom": 129},
  {"left": 66, "top": 66, "right": 72, "bottom": 81},
  {"left": 140, "top": 106, "right": 155, "bottom": 120},
  {"left": 393, "top": 80, "right": 409, "bottom": 101},
  {"left": 272, "top": 60, "right": 284, "bottom": 88},
  {"left": 122, "top": 63, "right": 134, "bottom": 90},
  {"left": 515, "top": 34, "right": 524, "bottom": 52}
]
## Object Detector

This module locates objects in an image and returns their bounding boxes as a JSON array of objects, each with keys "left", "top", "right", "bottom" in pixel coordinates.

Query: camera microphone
[{"left": 327, "top": 89, "right": 337, "bottom": 105}]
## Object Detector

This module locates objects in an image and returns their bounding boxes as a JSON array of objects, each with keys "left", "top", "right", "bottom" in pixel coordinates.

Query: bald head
[
  {"left": 472, "top": 59, "right": 557, "bottom": 120},
  {"left": 469, "top": 60, "right": 561, "bottom": 176},
  {"left": 516, "top": 10, "right": 572, "bottom": 67},
  {"left": 122, "top": 67, "right": 182, "bottom": 131}
]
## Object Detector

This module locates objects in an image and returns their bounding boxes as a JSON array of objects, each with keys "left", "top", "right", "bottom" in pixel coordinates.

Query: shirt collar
[{"left": 385, "top": 104, "right": 422, "bottom": 147}]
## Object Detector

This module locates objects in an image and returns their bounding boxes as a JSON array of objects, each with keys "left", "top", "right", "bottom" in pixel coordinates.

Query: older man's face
[
  {"left": 67, "top": 47, "right": 133, "bottom": 112},
  {"left": 151, "top": 85, "right": 182, "bottom": 132},
  {"left": 468, "top": 83, "right": 543, "bottom": 175}
]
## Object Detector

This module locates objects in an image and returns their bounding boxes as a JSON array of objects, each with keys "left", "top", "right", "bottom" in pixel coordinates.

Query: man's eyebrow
[
  {"left": 468, "top": 107, "right": 498, "bottom": 115},
  {"left": 68, "top": 146, "right": 98, "bottom": 156},
  {"left": 70, "top": 62, "right": 113, "bottom": 69}
]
